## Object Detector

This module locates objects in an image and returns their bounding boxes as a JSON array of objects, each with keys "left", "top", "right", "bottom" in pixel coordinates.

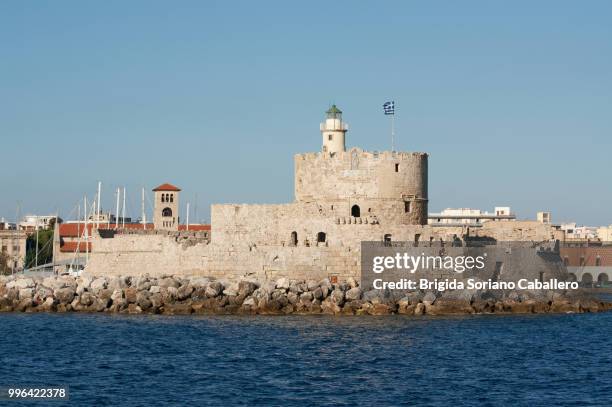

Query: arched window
[
  {"left": 317, "top": 232, "right": 326, "bottom": 243},
  {"left": 170, "top": 194, "right": 174, "bottom": 203},
  {"left": 290, "top": 231, "right": 298, "bottom": 246},
  {"left": 161, "top": 194, "right": 165, "bottom": 203},
  {"left": 162, "top": 207, "right": 172, "bottom": 217},
  {"left": 582, "top": 273, "right": 593, "bottom": 286},
  {"left": 351, "top": 204, "right": 360, "bottom": 218}
]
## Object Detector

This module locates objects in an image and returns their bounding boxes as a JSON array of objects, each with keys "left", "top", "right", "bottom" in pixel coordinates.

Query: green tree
[{"left": 25, "top": 229, "right": 54, "bottom": 269}]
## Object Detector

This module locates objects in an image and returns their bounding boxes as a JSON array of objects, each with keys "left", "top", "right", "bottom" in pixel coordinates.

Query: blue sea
[{"left": 0, "top": 311, "right": 611, "bottom": 406}]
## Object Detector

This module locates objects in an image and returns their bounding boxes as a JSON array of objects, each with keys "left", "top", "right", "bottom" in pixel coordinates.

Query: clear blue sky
[{"left": 1, "top": 1, "right": 610, "bottom": 226}]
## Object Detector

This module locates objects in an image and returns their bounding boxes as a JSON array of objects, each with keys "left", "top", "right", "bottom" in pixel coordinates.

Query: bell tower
[
  {"left": 320, "top": 105, "right": 348, "bottom": 154},
  {"left": 153, "top": 183, "right": 181, "bottom": 230}
]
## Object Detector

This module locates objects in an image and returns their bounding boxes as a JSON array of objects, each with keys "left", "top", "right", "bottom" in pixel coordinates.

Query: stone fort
[{"left": 84, "top": 106, "right": 560, "bottom": 280}]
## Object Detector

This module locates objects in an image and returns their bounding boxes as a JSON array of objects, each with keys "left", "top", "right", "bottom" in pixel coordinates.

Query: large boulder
[
  {"left": 330, "top": 289, "right": 345, "bottom": 306},
  {"left": 159, "top": 277, "right": 180, "bottom": 289},
  {"left": 189, "top": 277, "right": 210, "bottom": 288},
  {"left": 275, "top": 277, "right": 290, "bottom": 290},
  {"left": 79, "top": 292, "right": 95, "bottom": 307},
  {"left": 222, "top": 283, "right": 239, "bottom": 297},
  {"left": 312, "top": 287, "right": 324, "bottom": 301},
  {"left": 205, "top": 282, "right": 223, "bottom": 298},
  {"left": 238, "top": 280, "right": 258, "bottom": 297},
  {"left": 163, "top": 301, "right": 193, "bottom": 315},
  {"left": 345, "top": 287, "right": 362, "bottom": 301},
  {"left": 107, "top": 276, "right": 129, "bottom": 291},
  {"left": 42, "top": 277, "right": 65, "bottom": 291},
  {"left": 425, "top": 298, "right": 473, "bottom": 315},
  {"left": 18, "top": 288, "right": 34, "bottom": 300},
  {"left": 321, "top": 298, "right": 342, "bottom": 314},
  {"left": 54, "top": 287, "right": 76, "bottom": 304},
  {"left": 14, "top": 278, "right": 35, "bottom": 289},
  {"left": 90, "top": 278, "right": 107, "bottom": 291},
  {"left": 306, "top": 280, "right": 319, "bottom": 291},
  {"left": 38, "top": 297, "right": 56, "bottom": 312},
  {"left": 134, "top": 277, "right": 152, "bottom": 291},
  {"left": 177, "top": 285, "right": 194, "bottom": 301},
  {"left": 136, "top": 292, "right": 152, "bottom": 310},
  {"left": 124, "top": 288, "right": 138, "bottom": 304}
]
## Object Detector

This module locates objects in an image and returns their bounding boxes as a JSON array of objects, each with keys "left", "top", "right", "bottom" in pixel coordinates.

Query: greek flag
[{"left": 383, "top": 101, "right": 395, "bottom": 115}]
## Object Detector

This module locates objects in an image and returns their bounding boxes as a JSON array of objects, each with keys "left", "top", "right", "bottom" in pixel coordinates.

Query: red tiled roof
[
  {"left": 153, "top": 183, "right": 181, "bottom": 192},
  {"left": 59, "top": 223, "right": 154, "bottom": 237},
  {"left": 59, "top": 222, "right": 208, "bottom": 237},
  {"left": 60, "top": 241, "right": 92, "bottom": 253},
  {"left": 178, "top": 224, "right": 211, "bottom": 231}
]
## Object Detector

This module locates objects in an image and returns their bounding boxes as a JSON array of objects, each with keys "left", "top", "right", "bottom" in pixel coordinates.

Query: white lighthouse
[{"left": 320, "top": 104, "right": 348, "bottom": 154}]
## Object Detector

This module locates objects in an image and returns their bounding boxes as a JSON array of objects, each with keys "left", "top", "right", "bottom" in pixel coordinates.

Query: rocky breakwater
[{"left": 0, "top": 274, "right": 610, "bottom": 316}]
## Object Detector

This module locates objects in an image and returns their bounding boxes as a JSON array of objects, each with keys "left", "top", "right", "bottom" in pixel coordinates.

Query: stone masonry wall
[{"left": 294, "top": 149, "right": 428, "bottom": 225}]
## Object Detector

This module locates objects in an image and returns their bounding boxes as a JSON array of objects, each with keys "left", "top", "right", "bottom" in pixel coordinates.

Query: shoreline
[{"left": 1, "top": 274, "right": 610, "bottom": 316}]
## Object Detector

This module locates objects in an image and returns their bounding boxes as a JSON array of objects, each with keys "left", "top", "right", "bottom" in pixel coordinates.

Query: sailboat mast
[
  {"left": 96, "top": 181, "right": 101, "bottom": 228},
  {"left": 84, "top": 195, "right": 89, "bottom": 263},
  {"left": 186, "top": 202, "right": 190, "bottom": 231},
  {"left": 115, "top": 187, "right": 120, "bottom": 230},
  {"left": 122, "top": 187, "right": 126, "bottom": 228},
  {"left": 141, "top": 187, "right": 146, "bottom": 230}
]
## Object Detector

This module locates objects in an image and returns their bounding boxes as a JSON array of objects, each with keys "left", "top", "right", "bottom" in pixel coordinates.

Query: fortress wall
[
  {"left": 84, "top": 217, "right": 559, "bottom": 281},
  {"left": 294, "top": 150, "right": 427, "bottom": 201},
  {"left": 85, "top": 232, "right": 362, "bottom": 281},
  {"left": 294, "top": 150, "right": 428, "bottom": 224},
  {"left": 476, "top": 221, "right": 559, "bottom": 241},
  {"left": 211, "top": 201, "right": 464, "bottom": 249},
  {"left": 84, "top": 224, "right": 463, "bottom": 280}
]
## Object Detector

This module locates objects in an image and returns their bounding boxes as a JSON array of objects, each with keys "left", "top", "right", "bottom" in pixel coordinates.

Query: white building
[
  {"left": 559, "top": 223, "right": 598, "bottom": 240},
  {"left": 597, "top": 225, "right": 612, "bottom": 242},
  {"left": 19, "top": 215, "right": 59, "bottom": 232},
  {"left": 537, "top": 211, "right": 551, "bottom": 224},
  {"left": 428, "top": 207, "right": 515, "bottom": 227}
]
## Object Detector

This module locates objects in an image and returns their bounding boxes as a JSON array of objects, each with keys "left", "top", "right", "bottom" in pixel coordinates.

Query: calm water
[{"left": 0, "top": 312, "right": 611, "bottom": 406}]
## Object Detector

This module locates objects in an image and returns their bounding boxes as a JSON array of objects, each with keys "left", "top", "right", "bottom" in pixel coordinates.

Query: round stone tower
[{"left": 320, "top": 105, "right": 348, "bottom": 154}]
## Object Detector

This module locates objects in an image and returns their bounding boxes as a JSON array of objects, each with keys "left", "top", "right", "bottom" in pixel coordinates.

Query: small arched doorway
[
  {"left": 598, "top": 273, "right": 609, "bottom": 286},
  {"left": 383, "top": 234, "right": 392, "bottom": 246},
  {"left": 582, "top": 272, "right": 593, "bottom": 287},
  {"left": 317, "top": 232, "right": 326, "bottom": 243},
  {"left": 568, "top": 273, "right": 577, "bottom": 282},
  {"left": 290, "top": 231, "right": 298, "bottom": 246},
  {"left": 351, "top": 205, "right": 360, "bottom": 218}
]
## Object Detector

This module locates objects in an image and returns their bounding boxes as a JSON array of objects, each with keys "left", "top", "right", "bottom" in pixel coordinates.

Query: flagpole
[{"left": 391, "top": 113, "right": 395, "bottom": 152}]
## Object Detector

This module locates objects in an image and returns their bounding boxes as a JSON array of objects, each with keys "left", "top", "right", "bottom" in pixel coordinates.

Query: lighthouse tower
[{"left": 320, "top": 105, "right": 348, "bottom": 154}]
